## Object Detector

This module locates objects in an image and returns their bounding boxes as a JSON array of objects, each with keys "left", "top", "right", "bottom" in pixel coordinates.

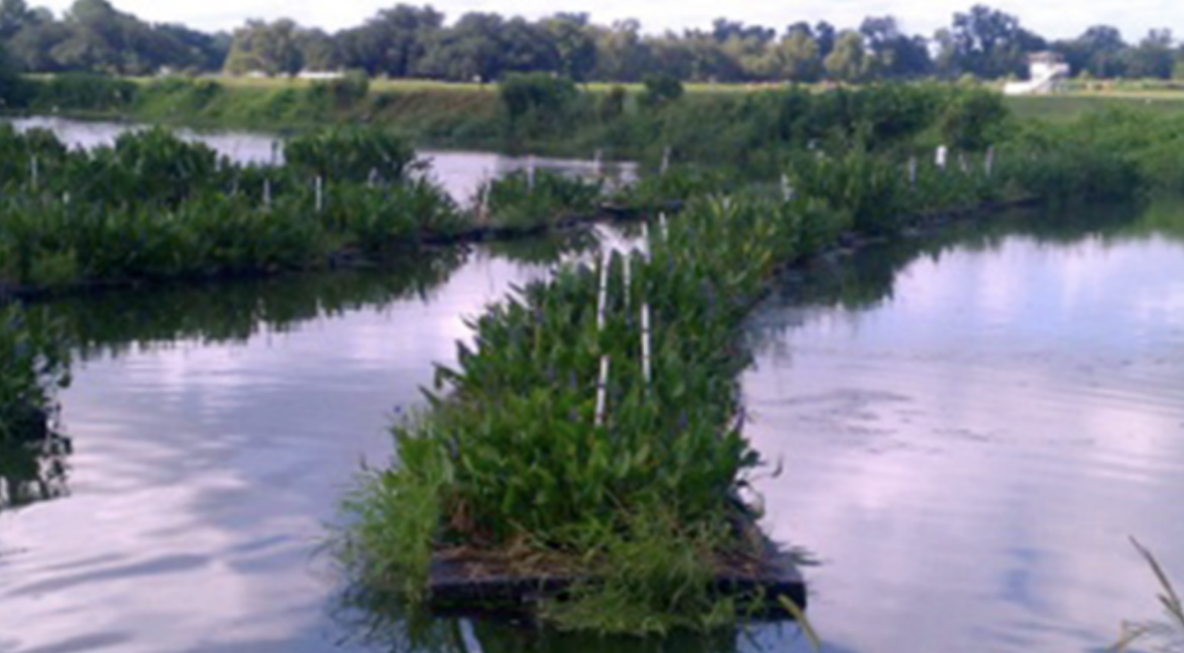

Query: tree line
[{"left": 2, "top": 0, "right": 1184, "bottom": 83}]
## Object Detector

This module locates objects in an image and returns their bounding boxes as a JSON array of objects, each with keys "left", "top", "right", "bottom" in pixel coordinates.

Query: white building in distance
[{"left": 1003, "top": 52, "right": 1071, "bottom": 96}]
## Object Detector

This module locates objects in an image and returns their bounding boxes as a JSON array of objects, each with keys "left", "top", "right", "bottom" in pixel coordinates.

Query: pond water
[
  {"left": 3, "top": 116, "right": 636, "bottom": 204},
  {"left": 1, "top": 149, "right": 1183, "bottom": 651}
]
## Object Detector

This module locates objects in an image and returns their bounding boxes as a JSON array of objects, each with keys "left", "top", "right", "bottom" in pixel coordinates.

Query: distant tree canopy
[
  {"left": 2, "top": 1, "right": 1184, "bottom": 83},
  {"left": 0, "top": 39, "right": 27, "bottom": 105}
]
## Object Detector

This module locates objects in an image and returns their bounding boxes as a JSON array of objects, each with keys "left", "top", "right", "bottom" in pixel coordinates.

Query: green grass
[{"left": 1006, "top": 94, "right": 1184, "bottom": 122}]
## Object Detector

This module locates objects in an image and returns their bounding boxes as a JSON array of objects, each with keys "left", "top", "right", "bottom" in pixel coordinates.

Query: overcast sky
[{"left": 34, "top": 0, "right": 1181, "bottom": 41}]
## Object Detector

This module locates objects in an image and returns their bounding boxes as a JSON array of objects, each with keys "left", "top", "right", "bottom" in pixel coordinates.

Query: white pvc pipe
[
  {"left": 596, "top": 253, "right": 610, "bottom": 332},
  {"left": 641, "top": 303, "right": 652, "bottom": 387},
  {"left": 623, "top": 255, "right": 632, "bottom": 312},
  {"left": 595, "top": 355, "right": 611, "bottom": 427}
]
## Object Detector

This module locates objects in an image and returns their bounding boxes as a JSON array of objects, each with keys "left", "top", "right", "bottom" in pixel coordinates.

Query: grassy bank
[
  {"left": 15, "top": 75, "right": 1019, "bottom": 166},
  {"left": 17, "top": 74, "right": 1184, "bottom": 155}
]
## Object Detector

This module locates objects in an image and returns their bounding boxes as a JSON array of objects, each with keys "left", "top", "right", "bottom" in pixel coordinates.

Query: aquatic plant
[
  {"left": 479, "top": 169, "right": 602, "bottom": 230},
  {"left": 284, "top": 127, "right": 421, "bottom": 183},
  {"left": 341, "top": 194, "right": 842, "bottom": 633},
  {"left": 0, "top": 126, "right": 472, "bottom": 290}
]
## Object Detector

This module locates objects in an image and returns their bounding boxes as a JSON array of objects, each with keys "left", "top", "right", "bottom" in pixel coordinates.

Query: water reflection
[
  {"left": 744, "top": 202, "right": 1184, "bottom": 653},
  {"left": 335, "top": 588, "right": 812, "bottom": 653}
]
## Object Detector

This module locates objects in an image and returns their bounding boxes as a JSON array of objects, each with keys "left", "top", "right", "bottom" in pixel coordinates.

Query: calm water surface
[{"left": 1, "top": 187, "right": 1183, "bottom": 650}]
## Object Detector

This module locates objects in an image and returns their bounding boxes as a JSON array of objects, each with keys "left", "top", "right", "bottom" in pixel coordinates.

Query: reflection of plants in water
[
  {"left": 333, "top": 584, "right": 804, "bottom": 653},
  {"left": 747, "top": 201, "right": 1167, "bottom": 352},
  {"left": 0, "top": 431, "right": 72, "bottom": 510},
  {"left": 1, "top": 303, "right": 72, "bottom": 510},
  {"left": 1117, "top": 539, "right": 1184, "bottom": 653},
  {"left": 28, "top": 247, "right": 470, "bottom": 360},
  {"left": 482, "top": 226, "right": 601, "bottom": 266}
]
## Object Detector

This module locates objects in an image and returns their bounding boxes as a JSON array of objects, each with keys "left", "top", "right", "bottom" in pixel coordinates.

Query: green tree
[
  {"left": 416, "top": 12, "right": 506, "bottom": 81},
  {"left": 776, "top": 27, "right": 822, "bottom": 82},
  {"left": 544, "top": 13, "right": 597, "bottom": 81},
  {"left": 0, "top": 40, "right": 29, "bottom": 107},
  {"left": 1057, "top": 25, "right": 1127, "bottom": 78},
  {"left": 824, "top": 30, "right": 869, "bottom": 82},
  {"left": 1124, "top": 29, "right": 1174, "bottom": 79},
  {"left": 860, "top": 15, "right": 932, "bottom": 78},
  {"left": 0, "top": 0, "right": 32, "bottom": 39},
  {"left": 296, "top": 28, "right": 339, "bottom": 71},
  {"left": 591, "top": 19, "right": 651, "bottom": 82},
  {"left": 224, "top": 19, "right": 304, "bottom": 76},
  {"left": 336, "top": 4, "right": 443, "bottom": 78},
  {"left": 948, "top": 5, "right": 1044, "bottom": 79}
]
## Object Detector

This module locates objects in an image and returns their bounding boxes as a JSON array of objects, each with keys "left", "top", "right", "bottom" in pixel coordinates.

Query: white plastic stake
[
  {"left": 659, "top": 212, "right": 668, "bottom": 241},
  {"left": 623, "top": 255, "right": 632, "bottom": 312},
  {"left": 527, "top": 155, "right": 536, "bottom": 191},
  {"left": 263, "top": 179, "right": 272, "bottom": 209},
  {"left": 986, "top": 147, "right": 996, "bottom": 176},
  {"left": 641, "top": 304, "right": 652, "bottom": 387},
  {"left": 908, "top": 156, "right": 918, "bottom": 187},
  {"left": 593, "top": 149, "right": 604, "bottom": 176},
  {"left": 935, "top": 145, "right": 948, "bottom": 171},
  {"left": 62, "top": 192, "right": 69, "bottom": 205},
  {"left": 660, "top": 147, "right": 671, "bottom": 176},
  {"left": 596, "top": 253, "right": 610, "bottom": 332},
  {"left": 315, "top": 176, "right": 324, "bottom": 212},
  {"left": 781, "top": 174, "right": 795, "bottom": 202},
  {"left": 594, "top": 355, "right": 611, "bottom": 428}
]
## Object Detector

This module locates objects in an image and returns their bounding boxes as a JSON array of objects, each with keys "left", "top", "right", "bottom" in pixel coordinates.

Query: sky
[{"left": 32, "top": 0, "right": 1183, "bottom": 41}]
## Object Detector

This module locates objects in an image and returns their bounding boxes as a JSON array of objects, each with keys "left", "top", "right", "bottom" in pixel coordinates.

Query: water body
[
  {"left": 3, "top": 116, "right": 636, "bottom": 204},
  {"left": 1, "top": 128, "right": 1183, "bottom": 651}
]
